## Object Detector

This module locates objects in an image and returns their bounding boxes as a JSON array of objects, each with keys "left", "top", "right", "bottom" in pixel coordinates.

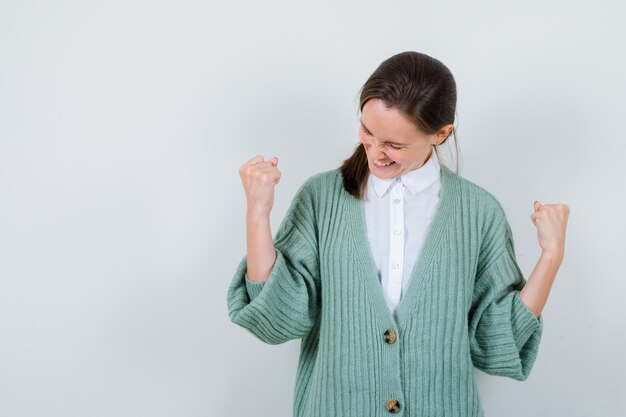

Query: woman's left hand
[{"left": 530, "top": 201, "right": 570, "bottom": 256}]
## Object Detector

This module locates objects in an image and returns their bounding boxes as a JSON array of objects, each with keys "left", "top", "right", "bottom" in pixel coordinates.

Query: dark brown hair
[{"left": 339, "top": 51, "right": 460, "bottom": 199}]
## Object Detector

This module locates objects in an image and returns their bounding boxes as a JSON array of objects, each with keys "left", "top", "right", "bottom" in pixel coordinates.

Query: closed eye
[{"left": 361, "top": 126, "right": 403, "bottom": 149}]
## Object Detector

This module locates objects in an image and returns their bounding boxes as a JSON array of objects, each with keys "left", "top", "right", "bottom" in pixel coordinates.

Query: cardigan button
[
  {"left": 383, "top": 329, "right": 397, "bottom": 344},
  {"left": 386, "top": 398, "right": 401, "bottom": 413}
]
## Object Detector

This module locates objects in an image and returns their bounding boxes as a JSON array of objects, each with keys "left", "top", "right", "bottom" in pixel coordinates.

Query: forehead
[{"left": 361, "top": 99, "right": 420, "bottom": 141}]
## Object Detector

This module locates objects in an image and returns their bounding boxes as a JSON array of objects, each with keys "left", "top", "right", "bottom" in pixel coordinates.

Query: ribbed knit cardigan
[{"left": 227, "top": 165, "right": 544, "bottom": 417}]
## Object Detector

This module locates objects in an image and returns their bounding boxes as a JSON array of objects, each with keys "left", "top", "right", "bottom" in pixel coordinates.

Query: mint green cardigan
[{"left": 227, "top": 165, "right": 544, "bottom": 417}]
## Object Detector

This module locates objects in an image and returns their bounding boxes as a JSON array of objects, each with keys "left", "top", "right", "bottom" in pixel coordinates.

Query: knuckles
[{"left": 238, "top": 157, "right": 281, "bottom": 189}]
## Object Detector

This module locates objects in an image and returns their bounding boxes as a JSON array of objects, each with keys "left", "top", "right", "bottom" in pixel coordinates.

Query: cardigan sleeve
[
  {"left": 226, "top": 176, "right": 321, "bottom": 345},
  {"left": 468, "top": 206, "right": 544, "bottom": 381}
]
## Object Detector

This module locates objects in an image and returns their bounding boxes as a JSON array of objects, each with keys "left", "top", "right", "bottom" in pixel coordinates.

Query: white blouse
[{"left": 363, "top": 151, "right": 441, "bottom": 315}]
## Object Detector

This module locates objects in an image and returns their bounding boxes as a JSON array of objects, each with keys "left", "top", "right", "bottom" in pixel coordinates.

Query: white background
[{"left": 1, "top": 1, "right": 625, "bottom": 416}]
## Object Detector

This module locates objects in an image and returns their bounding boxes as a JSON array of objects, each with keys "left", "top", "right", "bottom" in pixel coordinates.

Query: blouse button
[
  {"left": 393, "top": 198, "right": 400, "bottom": 204},
  {"left": 383, "top": 329, "right": 397, "bottom": 344},
  {"left": 386, "top": 398, "right": 401, "bottom": 413}
]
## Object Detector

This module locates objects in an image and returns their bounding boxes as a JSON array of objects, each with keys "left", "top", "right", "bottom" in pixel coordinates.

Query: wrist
[
  {"left": 540, "top": 249, "right": 564, "bottom": 264},
  {"left": 247, "top": 207, "right": 271, "bottom": 219}
]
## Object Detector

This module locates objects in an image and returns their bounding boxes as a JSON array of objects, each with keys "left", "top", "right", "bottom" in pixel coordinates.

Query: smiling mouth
[{"left": 373, "top": 160, "right": 396, "bottom": 167}]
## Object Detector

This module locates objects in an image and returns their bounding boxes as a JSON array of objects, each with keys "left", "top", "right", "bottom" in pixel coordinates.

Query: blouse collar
[{"left": 368, "top": 150, "right": 441, "bottom": 198}]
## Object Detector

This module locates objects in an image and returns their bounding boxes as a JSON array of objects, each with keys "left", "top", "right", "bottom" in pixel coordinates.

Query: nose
[{"left": 364, "top": 140, "right": 389, "bottom": 160}]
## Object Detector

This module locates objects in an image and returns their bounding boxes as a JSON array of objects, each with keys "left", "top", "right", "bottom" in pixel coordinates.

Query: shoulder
[
  {"left": 448, "top": 170, "right": 516, "bottom": 261},
  {"left": 287, "top": 168, "right": 342, "bottom": 213},
  {"left": 296, "top": 168, "right": 343, "bottom": 199},
  {"left": 302, "top": 168, "right": 342, "bottom": 188},
  {"left": 446, "top": 168, "right": 510, "bottom": 235},
  {"left": 451, "top": 170, "right": 506, "bottom": 217}
]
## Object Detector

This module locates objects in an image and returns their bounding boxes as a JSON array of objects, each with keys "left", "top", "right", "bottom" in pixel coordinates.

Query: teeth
[{"left": 375, "top": 160, "right": 394, "bottom": 167}]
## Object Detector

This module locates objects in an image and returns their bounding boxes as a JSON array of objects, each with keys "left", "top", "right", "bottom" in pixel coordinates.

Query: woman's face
[{"left": 358, "top": 98, "right": 450, "bottom": 179}]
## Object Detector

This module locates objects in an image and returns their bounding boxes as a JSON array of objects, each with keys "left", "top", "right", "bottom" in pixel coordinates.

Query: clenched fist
[
  {"left": 531, "top": 201, "right": 570, "bottom": 256},
  {"left": 239, "top": 155, "right": 281, "bottom": 217}
]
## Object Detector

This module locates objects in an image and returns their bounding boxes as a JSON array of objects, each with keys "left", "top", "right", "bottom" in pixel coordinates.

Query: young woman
[{"left": 228, "top": 51, "right": 569, "bottom": 417}]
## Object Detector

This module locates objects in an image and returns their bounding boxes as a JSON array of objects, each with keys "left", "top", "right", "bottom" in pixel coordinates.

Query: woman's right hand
[{"left": 239, "top": 155, "right": 281, "bottom": 217}]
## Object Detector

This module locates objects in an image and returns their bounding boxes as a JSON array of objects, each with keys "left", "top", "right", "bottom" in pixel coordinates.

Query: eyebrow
[{"left": 359, "top": 119, "right": 409, "bottom": 146}]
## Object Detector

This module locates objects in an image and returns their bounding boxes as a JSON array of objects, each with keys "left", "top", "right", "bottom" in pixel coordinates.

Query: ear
[{"left": 437, "top": 124, "right": 454, "bottom": 143}]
